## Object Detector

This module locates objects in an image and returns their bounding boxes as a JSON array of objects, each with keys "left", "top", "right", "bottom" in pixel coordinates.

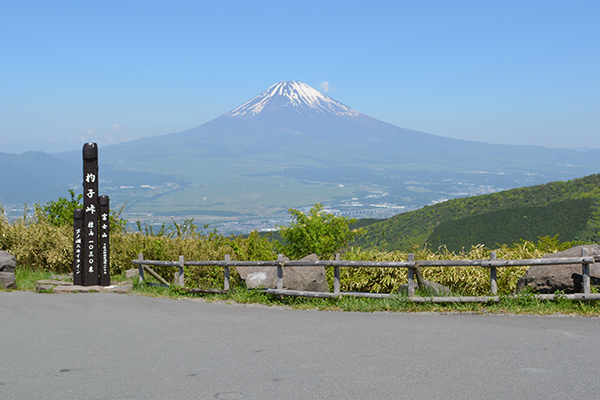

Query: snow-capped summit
[{"left": 227, "top": 81, "right": 360, "bottom": 117}]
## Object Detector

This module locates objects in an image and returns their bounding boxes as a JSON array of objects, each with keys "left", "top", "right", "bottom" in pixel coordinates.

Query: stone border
[{"left": 36, "top": 278, "right": 133, "bottom": 294}]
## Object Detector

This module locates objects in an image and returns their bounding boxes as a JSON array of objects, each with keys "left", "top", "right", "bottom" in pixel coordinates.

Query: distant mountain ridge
[
  {"left": 3, "top": 81, "right": 600, "bottom": 224},
  {"left": 0, "top": 151, "right": 78, "bottom": 204}
]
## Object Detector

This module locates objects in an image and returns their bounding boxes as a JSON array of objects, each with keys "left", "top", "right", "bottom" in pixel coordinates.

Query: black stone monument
[
  {"left": 75, "top": 143, "right": 111, "bottom": 287},
  {"left": 99, "top": 195, "right": 111, "bottom": 286},
  {"left": 73, "top": 208, "right": 84, "bottom": 285}
]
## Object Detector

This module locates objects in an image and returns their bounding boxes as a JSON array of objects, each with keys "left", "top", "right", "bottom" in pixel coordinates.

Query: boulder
[
  {"left": 281, "top": 254, "right": 330, "bottom": 293},
  {"left": 0, "top": 271, "right": 17, "bottom": 289},
  {"left": 237, "top": 254, "right": 330, "bottom": 292},
  {"left": 0, "top": 250, "right": 17, "bottom": 273},
  {"left": 236, "top": 265, "right": 277, "bottom": 289},
  {"left": 125, "top": 268, "right": 140, "bottom": 280},
  {"left": 516, "top": 244, "right": 600, "bottom": 294},
  {"left": 0, "top": 251, "right": 17, "bottom": 289}
]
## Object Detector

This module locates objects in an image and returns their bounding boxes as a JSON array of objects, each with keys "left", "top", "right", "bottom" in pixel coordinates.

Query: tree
[
  {"left": 276, "top": 203, "right": 363, "bottom": 259},
  {"left": 38, "top": 190, "right": 127, "bottom": 233},
  {"left": 38, "top": 189, "right": 83, "bottom": 227}
]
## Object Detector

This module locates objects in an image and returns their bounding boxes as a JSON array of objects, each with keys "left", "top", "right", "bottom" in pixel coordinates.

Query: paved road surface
[{"left": 1, "top": 291, "right": 600, "bottom": 399}]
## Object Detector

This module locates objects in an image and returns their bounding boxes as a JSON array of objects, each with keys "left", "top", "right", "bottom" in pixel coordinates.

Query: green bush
[
  {"left": 38, "top": 189, "right": 83, "bottom": 227},
  {"left": 276, "top": 203, "right": 363, "bottom": 259},
  {"left": 38, "top": 189, "right": 127, "bottom": 233}
]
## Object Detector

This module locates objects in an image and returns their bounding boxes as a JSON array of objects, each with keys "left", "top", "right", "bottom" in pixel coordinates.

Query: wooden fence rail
[{"left": 132, "top": 249, "right": 600, "bottom": 303}]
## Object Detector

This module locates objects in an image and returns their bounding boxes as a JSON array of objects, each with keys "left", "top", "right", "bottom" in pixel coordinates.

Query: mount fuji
[
  {"left": 106, "top": 80, "right": 435, "bottom": 160},
  {"left": 102, "top": 80, "right": 600, "bottom": 175},
  {"left": 9, "top": 81, "right": 600, "bottom": 225}
]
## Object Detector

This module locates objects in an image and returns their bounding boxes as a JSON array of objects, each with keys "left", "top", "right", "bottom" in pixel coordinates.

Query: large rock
[
  {"left": 0, "top": 272, "right": 17, "bottom": 289},
  {"left": 0, "top": 250, "right": 17, "bottom": 289},
  {"left": 516, "top": 244, "right": 600, "bottom": 294},
  {"left": 0, "top": 250, "right": 16, "bottom": 273},
  {"left": 237, "top": 254, "right": 330, "bottom": 292},
  {"left": 236, "top": 265, "right": 278, "bottom": 289}
]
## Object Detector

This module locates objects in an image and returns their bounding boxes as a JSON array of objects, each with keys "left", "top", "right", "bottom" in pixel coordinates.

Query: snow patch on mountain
[{"left": 227, "top": 81, "right": 361, "bottom": 117}]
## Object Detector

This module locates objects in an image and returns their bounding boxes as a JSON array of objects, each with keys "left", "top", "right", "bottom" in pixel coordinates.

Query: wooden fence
[{"left": 132, "top": 249, "right": 600, "bottom": 303}]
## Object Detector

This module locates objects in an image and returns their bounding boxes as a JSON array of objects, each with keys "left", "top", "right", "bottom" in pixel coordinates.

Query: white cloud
[
  {"left": 319, "top": 81, "right": 331, "bottom": 92},
  {"left": 112, "top": 123, "right": 124, "bottom": 131},
  {"left": 85, "top": 128, "right": 96, "bottom": 135}
]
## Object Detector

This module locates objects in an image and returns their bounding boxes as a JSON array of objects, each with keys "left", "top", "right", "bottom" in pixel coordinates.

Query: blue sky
[{"left": 1, "top": 0, "right": 599, "bottom": 153}]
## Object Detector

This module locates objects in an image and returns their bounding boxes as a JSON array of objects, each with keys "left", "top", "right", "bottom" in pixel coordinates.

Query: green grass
[
  {"left": 128, "top": 282, "right": 600, "bottom": 316},
  {"left": 12, "top": 269, "right": 54, "bottom": 291},
  {"left": 7, "top": 266, "right": 600, "bottom": 317}
]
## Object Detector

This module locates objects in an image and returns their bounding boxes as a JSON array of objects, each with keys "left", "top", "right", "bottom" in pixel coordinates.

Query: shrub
[
  {"left": 276, "top": 203, "right": 363, "bottom": 259},
  {"left": 38, "top": 189, "right": 83, "bottom": 227},
  {"left": 38, "top": 190, "right": 127, "bottom": 233}
]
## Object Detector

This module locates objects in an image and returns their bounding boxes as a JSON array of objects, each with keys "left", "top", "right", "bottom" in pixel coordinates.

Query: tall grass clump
[
  {"left": 111, "top": 221, "right": 276, "bottom": 288},
  {"left": 340, "top": 236, "right": 585, "bottom": 296},
  {"left": 0, "top": 204, "right": 72, "bottom": 272}
]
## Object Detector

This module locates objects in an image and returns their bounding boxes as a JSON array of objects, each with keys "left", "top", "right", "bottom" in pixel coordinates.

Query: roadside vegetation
[{"left": 2, "top": 194, "right": 600, "bottom": 315}]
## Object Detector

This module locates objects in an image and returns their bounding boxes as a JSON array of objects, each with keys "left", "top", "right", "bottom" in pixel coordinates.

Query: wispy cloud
[
  {"left": 320, "top": 81, "right": 331, "bottom": 92},
  {"left": 112, "top": 123, "right": 124, "bottom": 131}
]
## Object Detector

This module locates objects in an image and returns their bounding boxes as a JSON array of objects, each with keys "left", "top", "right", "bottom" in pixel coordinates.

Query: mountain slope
[
  {"left": 353, "top": 174, "right": 600, "bottom": 251},
  {"left": 99, "top": 81, "right": 600, "bottom": 173},
  {"left": 429, "top": 197, "right": 594, "bottom": 252},
  {"left": 17, "top": 81, "right": 600, "bottom": 223}
]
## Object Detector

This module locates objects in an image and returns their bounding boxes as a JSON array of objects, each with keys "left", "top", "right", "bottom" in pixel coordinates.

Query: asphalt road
[{"left": 1, "top": 291, "right": 600, "bottom": 400}]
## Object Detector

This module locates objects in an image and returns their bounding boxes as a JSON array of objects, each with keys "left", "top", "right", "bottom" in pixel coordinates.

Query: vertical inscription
[
  {"left": 99, "top": 195, "right": 110, "bottom": 286},
  {"left": 73, "top": 209, "right": 84, "bottom": 285},
  {"left": 82, "top": 143, "right": 99, "bottom": 286}
]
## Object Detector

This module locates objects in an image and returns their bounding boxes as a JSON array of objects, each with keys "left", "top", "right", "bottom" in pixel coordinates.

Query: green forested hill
[
  {"left": 428, "top": 198, "right": 594, "bottom": 252},
  {"left": 353, "top": 174, "right": 600, "bottom": 251}
]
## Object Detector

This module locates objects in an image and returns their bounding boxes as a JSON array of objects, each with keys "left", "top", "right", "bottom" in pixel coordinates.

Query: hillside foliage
[
  {"left": 429, "top": 198, "right": 594, "bottom": 252},
  {"left": 353, "top": 174, "right": 600, "bottom": 251}
]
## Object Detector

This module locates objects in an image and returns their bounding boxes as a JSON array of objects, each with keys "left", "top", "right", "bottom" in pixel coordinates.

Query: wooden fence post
[
  {"left": 137, "top": 253, "right": 145, "bottom": 284},
  {"left": 224, "top": 254, "right": 231, "bottom": 291},
  {"left": 582, "top": 248, "right": 591, "bottom": 294},
  {"left": 277, "top": 254, "right": 284, "bottom": 290},
  {"left": 334, "top": 253, "right": 341, "bottom": 297},
  {"left": 407, "top": 253, "right": 415, "bottom": 297},
  {"left": 490, "top": 251, "right": 498, "bottom": 295}
]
